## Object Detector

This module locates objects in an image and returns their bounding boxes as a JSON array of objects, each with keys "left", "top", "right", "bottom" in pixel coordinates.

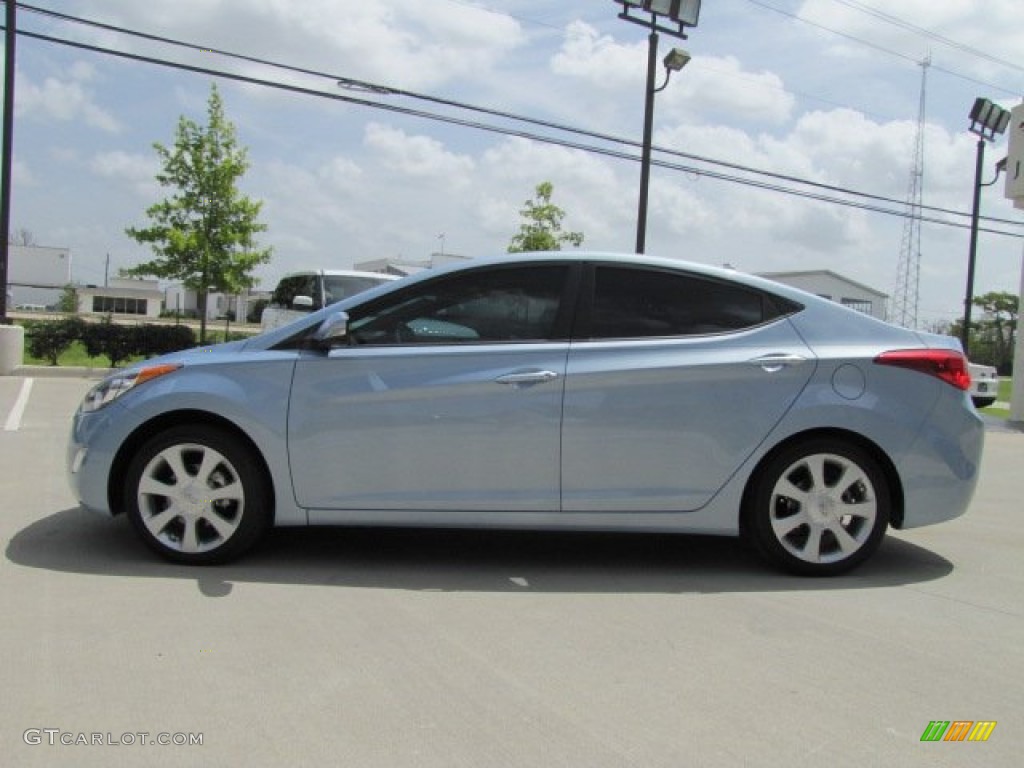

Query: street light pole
[
  {"left": 962, "top": 136, "right": 985, "bottom": 357},
  {"left": 962, "top": 97, "right": 1011, "bottom": 358},
  {"left": 636, "top": 21, "right": 659, "bottom": 254},
  {"left": 615, "top": 1, "right": 700, "bottom": 254}
]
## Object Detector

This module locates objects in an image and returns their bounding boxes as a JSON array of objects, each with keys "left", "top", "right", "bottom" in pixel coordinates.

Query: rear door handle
[
  {"left": 495, "top": 370, "right": 560, "bottom": 388},
  {"left": 749, "top": 354, "right": 808, "bottom": 373}
]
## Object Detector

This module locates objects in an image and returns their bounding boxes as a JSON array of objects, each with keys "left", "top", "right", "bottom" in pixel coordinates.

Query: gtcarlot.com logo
[
  {"left": 920, "top": 721, "right": 996, "bottom": 742},
  {"left": 23, "top": 729, "right": 203, "bottom": 747}
]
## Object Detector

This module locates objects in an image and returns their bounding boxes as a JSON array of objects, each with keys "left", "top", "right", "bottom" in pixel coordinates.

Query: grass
[
  {"left": 980, "top": 378, "right": 1013, "bottom": 419},
  {"left": 22, "top": 341, "right": 143, "bottom": 369}
]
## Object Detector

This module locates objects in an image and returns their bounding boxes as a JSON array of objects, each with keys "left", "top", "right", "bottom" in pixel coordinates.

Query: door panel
[
  {"left": 561, "top": 320, "right": 814, "bottom": 511},
  {"left": 288, "top": 344, "right": 568, "bottom": 511}
]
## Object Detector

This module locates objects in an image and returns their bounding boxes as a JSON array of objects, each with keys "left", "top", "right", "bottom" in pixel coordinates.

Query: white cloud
[
  {"left": 16, "top": 71, "right": 122, "bottom": 133},
  {"left": 364, "top": 123, "right": 475, "bottom": 180},
  {"left": 551, "top": 22, "right": 795, "bottom": 127},
  {"left": 76, "top": 0, "right": 527, "bottom": 90}
]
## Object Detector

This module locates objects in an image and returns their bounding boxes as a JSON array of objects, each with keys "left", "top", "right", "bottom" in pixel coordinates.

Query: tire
[
  {"left": 124, "top": 424, "right": 271, "bottom": 564},
  {"left": 744, "top": 438, "right": 890, "bottom": 576}
]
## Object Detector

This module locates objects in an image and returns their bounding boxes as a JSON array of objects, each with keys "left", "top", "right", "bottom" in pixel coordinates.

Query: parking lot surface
[{"left": 2, "top": 374, "right": 1021, "bottom": 767}]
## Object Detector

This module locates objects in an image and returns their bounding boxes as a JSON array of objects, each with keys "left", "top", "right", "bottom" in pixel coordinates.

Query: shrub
[{"left": 24, "top": 317, "right": 85, "bottom": 365}]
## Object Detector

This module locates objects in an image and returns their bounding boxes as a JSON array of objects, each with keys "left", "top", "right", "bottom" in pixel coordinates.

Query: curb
[{"left": 8, "top": 365, "right": 116, "bottom": 379}]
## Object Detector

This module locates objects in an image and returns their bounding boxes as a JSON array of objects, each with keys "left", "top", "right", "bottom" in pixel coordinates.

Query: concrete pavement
[{"left": 1, "top": 375, "right": 1021, "bottom": 767}]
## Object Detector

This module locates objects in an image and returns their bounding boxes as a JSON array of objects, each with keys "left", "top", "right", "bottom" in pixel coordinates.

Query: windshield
[{"left": 322, "top": 275, "right": 393, "bottom": 307}]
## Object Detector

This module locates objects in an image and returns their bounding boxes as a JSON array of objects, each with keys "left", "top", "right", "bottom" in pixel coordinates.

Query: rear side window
[{"left": 588, "top": 266, "right": 795, "bottom": 339}]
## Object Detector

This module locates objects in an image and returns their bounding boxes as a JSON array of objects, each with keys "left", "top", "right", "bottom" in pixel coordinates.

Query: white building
[
  {"left": 8, "top": 244, "right": 71, "bottom": 308},
  {"left": 758, "top": 270, "right": 888, "bottom": 321},
  {"left": 354, "top": 253, "right": 469, "bottom": 277},
  {"left": 163, "top": 285, "right": 271, "bottom": 323},
  {"left": 78, "top": 277, "right": 163, "bottom": 318}
]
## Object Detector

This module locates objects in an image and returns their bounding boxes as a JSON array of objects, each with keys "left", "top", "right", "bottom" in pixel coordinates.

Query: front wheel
[
  {"left": 124, "top": 425, "right": 271, "bottom": 564},
  {"left": 744, "top": 438, "right": 890, "bottom": 576}
]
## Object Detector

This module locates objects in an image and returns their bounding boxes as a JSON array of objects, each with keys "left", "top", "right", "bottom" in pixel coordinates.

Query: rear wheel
[
  {"left": 745, "top": 438, "right": 890, "bottom": 576},
  {"left": 124, "top": 425, "right": 271, "bottom": 564}
]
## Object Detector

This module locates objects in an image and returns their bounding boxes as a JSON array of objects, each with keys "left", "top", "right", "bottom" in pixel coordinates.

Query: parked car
[
  {"left": 260, "top": 269, "right": 397, "bottom": 331},
  {"left": 968, "top": 362, "right": 999, "bottom": 408},
  {"left": 67, "top": 253, "right": 984, "bottom": 575}
]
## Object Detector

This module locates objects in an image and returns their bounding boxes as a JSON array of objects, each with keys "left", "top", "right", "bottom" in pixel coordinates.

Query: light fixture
[
  {"left": 663, "top": 48, "right": 691, "bottom": 72},
  {"left": 621, "top": 0, "right": 701, "bottom": 26},
  {"left": 968, "top": 98, "right": 1010, "bottom": 141}
]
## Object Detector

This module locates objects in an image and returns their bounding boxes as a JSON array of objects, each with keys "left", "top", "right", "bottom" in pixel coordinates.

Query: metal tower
[{"left": 890, "top": 56, "right": 930, "bottom": 328}]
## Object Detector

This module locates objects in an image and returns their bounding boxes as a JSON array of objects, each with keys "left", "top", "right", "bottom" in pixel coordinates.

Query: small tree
[
  {"left": 58, "top": 283, "right": 79, "bottom": 314},
  {"left": 125, "top": 83, "right": 271, "bottom": 344},
  {"left": 507, "top": 181, "right": 584, "bottom": 253}
]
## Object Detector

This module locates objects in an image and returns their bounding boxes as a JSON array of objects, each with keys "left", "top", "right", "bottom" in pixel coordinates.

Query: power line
[
  {"left": 7, "top": 21, "right": 1024, "bottom": 240},
  {"left": 742, "top": 0, "right": 1022, "bottom": 97},
  {"left": 827, "top": 0, "right": 1024, "bottom": 74},
  {"left": 17, "top": 2, "right": 1024, "bottom": 230}
]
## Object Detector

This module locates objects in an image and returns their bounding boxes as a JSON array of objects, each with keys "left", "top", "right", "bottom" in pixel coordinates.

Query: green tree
[
  {"left": 507, "top": 181, "right": 584, "bottom": 253},
  {"left": 125, "top": 83, "right": 271, "bottom": 343},
  {"left": 971, "top": 291, "right": 1018, "bottom": 373},
  {"left": 57, "top": 283, "right": 79, "bottom": 314}
]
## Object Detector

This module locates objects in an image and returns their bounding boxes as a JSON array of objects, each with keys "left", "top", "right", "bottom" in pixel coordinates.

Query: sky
[{"left": 5, "top": 0, "right": 1024, "bottom": 327}]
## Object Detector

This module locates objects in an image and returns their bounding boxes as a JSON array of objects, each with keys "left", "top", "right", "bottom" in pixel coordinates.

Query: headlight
[{"left": 80, "top": 363, "right": 182, "bottom": 413}]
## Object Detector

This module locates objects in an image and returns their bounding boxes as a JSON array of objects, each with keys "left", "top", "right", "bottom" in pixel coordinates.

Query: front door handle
[
  {"left": 749, "top": 354, "right": 808, "bottom": 373},
  {"left": 495, "top": 370, "right": 560, "bottom": 389}
]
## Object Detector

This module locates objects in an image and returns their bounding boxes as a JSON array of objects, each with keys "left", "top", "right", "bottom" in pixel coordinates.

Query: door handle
[
  {"left": 749, "top": 354, "right": 808, "bottom": 373},
  {"left": 495, "top": 370, "right": 560, "bottom": 388}
]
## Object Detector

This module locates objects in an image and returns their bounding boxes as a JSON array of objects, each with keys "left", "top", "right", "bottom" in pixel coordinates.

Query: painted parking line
[{"left": 4, "top": 378, "right": 33, "bottom": 432}]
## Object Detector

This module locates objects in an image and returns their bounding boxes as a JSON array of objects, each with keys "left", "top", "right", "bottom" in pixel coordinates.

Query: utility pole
[{"left": 1, "top": 0, "right": 18, "bottom": 325}]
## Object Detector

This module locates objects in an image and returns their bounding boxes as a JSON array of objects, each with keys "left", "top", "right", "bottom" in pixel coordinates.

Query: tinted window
[
  {"left": 350, "top": 266, "right": 568, "bottom": 345},
  {"left": 272, "top": 274, "right": 317, "bottom": 309},
  {"left": 322, "top": 275, "right": 390, "bottom": 305},
  {"left": 589, "top": 267, "right": 777, "bottom": 338}
]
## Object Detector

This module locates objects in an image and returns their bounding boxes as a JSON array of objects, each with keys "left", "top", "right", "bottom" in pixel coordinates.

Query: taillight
[{"left": 874, "top": 349, "right": 970, "bottom": 391}]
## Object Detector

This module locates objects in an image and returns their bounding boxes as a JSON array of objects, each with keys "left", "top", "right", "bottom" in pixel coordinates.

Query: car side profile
[{"left": 67, "top": 253, "right": 984, "bottom": 575}]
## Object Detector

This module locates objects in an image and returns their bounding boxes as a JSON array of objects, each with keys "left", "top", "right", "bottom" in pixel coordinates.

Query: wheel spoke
[
  {"left": 163, "top": 447, "right": 191, "bottom": 484},
  {"left": 806, "top": 455, "right": 827, "bottom": 492},
  {"left": 138, "top": 475, "right": 177, "bottom": 499},
  {"left": 203, "top": 510, "right": 240, "bottom": 540},
  {"left": 208, "top": 481, "right": 243, "bottom": 502},
  {"left": 145, "top": 506, "right": 180, "bottom": 535},
  {"left": 775, "top": 477, "right": 809, "bottom": 507},
  {"left": 181, "top": 518, "right": 201, "bottom": 553},
  {"left": 772, "top": 508, "right": 809, "bottom": 538},
  {"left": 827, "top": 521, "right": 861, "bottom": 554},
  {"left": 195, "top": 449, "right": 223, "bottom": 488},
  {"left": 801, "top": 525, "right": 824, "bottom": 561}
]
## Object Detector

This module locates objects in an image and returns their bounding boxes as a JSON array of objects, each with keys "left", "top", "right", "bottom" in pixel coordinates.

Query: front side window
[
  {"left": 588, "top": 267, "right": 791, "bottom": 339},
  {"left": 349, "top": 266, "right": 568, "bottom": 345}
]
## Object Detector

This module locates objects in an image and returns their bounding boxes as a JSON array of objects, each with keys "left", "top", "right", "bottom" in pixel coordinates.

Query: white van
[{"left": 261, "top": 270, "right": 397, "bottom": 331}]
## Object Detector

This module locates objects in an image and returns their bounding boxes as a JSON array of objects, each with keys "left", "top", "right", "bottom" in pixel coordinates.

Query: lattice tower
[{"left": 890, "top": 56, "right": 931, "bottom": 328}]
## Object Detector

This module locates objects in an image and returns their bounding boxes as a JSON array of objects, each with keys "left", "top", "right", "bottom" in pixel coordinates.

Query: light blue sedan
[{"left": 67, "top": 253, "right": 983, "bottom": 575}]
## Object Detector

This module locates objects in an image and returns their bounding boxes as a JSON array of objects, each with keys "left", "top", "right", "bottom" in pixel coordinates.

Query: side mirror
[
  {"left": 312, "top": 311, "right": 350, "bottom": 345},
  {"left": 292, "top": 295, "right": 314, "bottom": 310}
]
